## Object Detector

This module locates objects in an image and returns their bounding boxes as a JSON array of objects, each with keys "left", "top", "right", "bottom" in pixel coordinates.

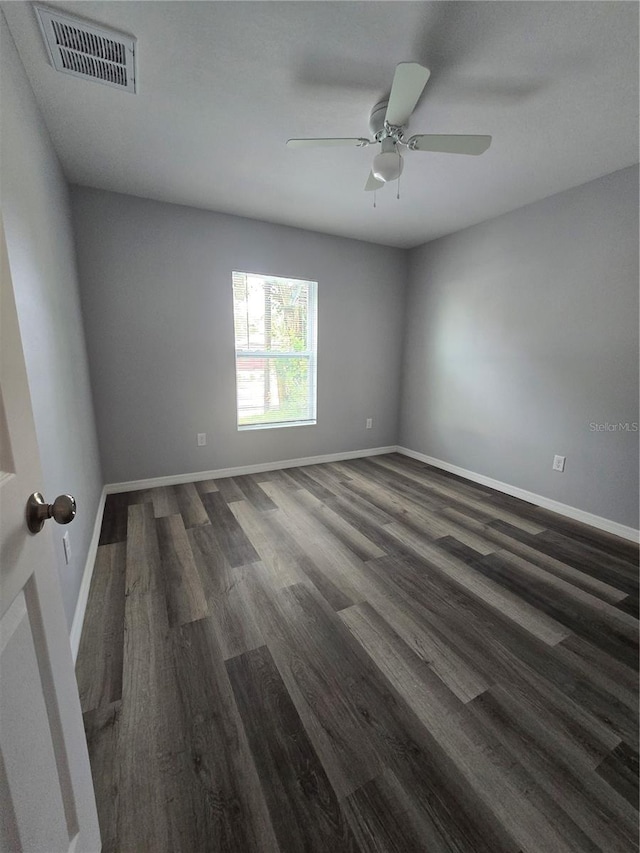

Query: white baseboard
[
  {"left": 69, "top": 486, "right": 106, "bottom": 662},
  {"left": 105, "top": 446, "right": 398, "bottom": 495},
  {"left": 397, "top": 446, "right": 639, "bottom": 544}
]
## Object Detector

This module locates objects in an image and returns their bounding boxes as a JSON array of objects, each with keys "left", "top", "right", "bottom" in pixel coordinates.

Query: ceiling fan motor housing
[{"left": 369, "top": 100, "right": 390, "bottom": 138}]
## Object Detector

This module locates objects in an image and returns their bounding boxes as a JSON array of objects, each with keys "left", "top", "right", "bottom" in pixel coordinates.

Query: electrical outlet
[
  {"left": 552, "top": 454, "right": 566, "bottom": 472},
  {"left": 197, "top": 433, "right": 207, "bottom": 446},
  {"left": 366, "top": 418, "right": 373, "bottom": 429},
  {"left": 63, "top": 531, "right": 71, "bottom": 565}
]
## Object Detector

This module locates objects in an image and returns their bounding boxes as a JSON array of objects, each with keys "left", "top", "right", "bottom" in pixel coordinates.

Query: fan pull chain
[
  {"left": 373, "top": 190, "right": 376, "bottom": 209},
  {"left": 397, "top": 170, "right": 401, "bottom": 200}
]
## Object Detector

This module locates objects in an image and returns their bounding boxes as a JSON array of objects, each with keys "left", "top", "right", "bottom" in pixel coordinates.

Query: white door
[{"left": 0, "top": 216, "right": 101, "bottom": 852}]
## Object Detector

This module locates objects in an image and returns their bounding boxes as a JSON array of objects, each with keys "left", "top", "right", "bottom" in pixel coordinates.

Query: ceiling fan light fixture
[{"left": 372, "top": 150, "right": 404, "bottom": 183}]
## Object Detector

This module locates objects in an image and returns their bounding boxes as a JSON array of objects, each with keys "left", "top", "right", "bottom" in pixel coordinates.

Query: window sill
[{"left": 237, "top": 419, "right": 317, "bottom": 432}]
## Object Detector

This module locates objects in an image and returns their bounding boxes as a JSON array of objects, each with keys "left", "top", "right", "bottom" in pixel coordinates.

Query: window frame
[{"left": 232, "top": 271, "right": 318, "bottom": 431}]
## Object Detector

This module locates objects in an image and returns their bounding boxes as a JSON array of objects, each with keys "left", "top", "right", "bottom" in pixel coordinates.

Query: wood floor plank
[
  {"left": 617, "top": 592, "right": 640, "bottom": 619},
  {"left": 368, "top": 455, "right": 547, "bottom": 535},
  {"left": 371, "top": 455, "right": 493, "bottom": 500},
  {"left": 366, "top": 453, "right": 475, "bottom": 496},
  {"left": 383, "top": 521, "right": 572, "bottom": 646},
  {"left": 441, "top": 513, "right": 629, "bottom": 604},
  {"left": 83, "top": 702, "right": 121, "bottom": 853},
  {"left": 226, "top": 645, "right": 361, "bottom": 853},
  {"left": 490, "top": 519, "right": 637, "bottom": 595},
  {"left": 387, "top": 454, "right": 501, "bottom": 503},
  {"left": 343, "top": 769, "right": 453, "bottom": 853},
  {"left": 229, "top": 499, "right": 351, "bottom": 608},
  {"left": 207, "top": 560, "right": 266, "bottom": 661},
  {"left": 171, "top": 617, "right": 281, "bottom": 852},
  {"left": 99, "top": 492, "right": 129, "bottom": 544},
  {"left": 118, "top": 586, "right": 174, "bottom": 851},
  {"left": 337, "top": 459, "right": 443, "bottom": 514},
  {"left": 187, "top": 524, "right": 265, "bottom": 660},
  {"left": 298, "top": 462, "right": 353, "bottom": 492},
  {"left": 215, "top": 476, "right": 246, "bottom": 503},
  {"left": 339, "top": 601, "right": 470, "bottom": 725},
  {"left": 251, "top": 468, "right": 285, "bottom": 483},
  {"left": 76, "top": 542, "right": 126, "bottom": 712},
  {"left": 538, "top": 526, "right": 640, "bottom": 582},
  {"left": 418, "top": 509, "right": 500, "bottom": 554},
  {"left": 365, "top": 551, "right": 625, "bottom": 768},
  {"left": 269, "top": 467, "right": 308, "bottom": 489},
  {"left": 231, "top": 474, "right": 278, "bottom": 511},
  {"left": 120, "top": 509, "right": 197, "bottom": 852},
  {"left": 325, "top": 484, "right": 396, "bottom": 529},
  {"left": 260, "top": 481, "right": 365, "bottom": 606},
  {"left": 335, "top": 477, "right": 434, "bottom": 541},
  {"left": 126, "top": 488, "right": 153, "bottom": 505},
  {"left": 339, "top": 601, "right": 609, "bottom": 853},
  {"left": 270, "top": 583, "right": 518, "bottom": 853},
  {"left": 244, "top": 573, "right": 382, "bottom": 799},
  {"left": 323, "top": 461, "right": 354, "bottom": 482},
  {"left": 444, "top": 492, "right": 548, "bottom": 536},
  {"left": 294, "top": 487, "right": 386, "bottom": 562},
  {"left": 183, "top": 518, "right": 229, "bottom": 600},
  {"left": 173, "top": 481, "right": 210, "bottom": 528},
  {"left": 468, "top": 685, "right": 638, "bottom": 852},
  {"left": 280, "top": 465, "right": 337, "bottom": 501},
  {"left": 478, "top": 620, "right": 635, "bottom": 755},
  {"left": 557, "top": 634, "right": 638, "bottom": 708},
  {"left": 148, "top": 485, "right": 180, "bottom": 518},
  {"left": 323, "top": 494, "right": 413, "bottom": 558},
  {"left": 528, "top": 641, "right": 638, "bottom": 752},
  {"left": 201, "top": 491, "right": 260, "bottom": 567},
  {"left": 341, "top": 461, "right": 520, "bottom": 558},
  {"left": 596, "top": 742, "right": 639, "bottom": 809},
  {"left": 439, "top": 538, "right": 638, "bottom": 719},
  {"left": 423, "top": 511, "right": 498, "bottom": 555},
  {"left": 439, "top": 494, "right": 539, "bottom": 528},
  {"left": 156, "top": 514, "right": 208, "bottom": 627},
  {"left": 228, "top": 500, "right": 306, "bottom": 589},
  {"left": 194, "top": 477, "right": 219, "bottom": 494},
  {"left": 126, "top": 502, "right": 162, "bottom": 594},
  {"left": 486, "top": 493, "right": 640, "bottom": 565},
  {"left": 513, "top": 526, "right": 639, "bottom": 596},
  {"left": 78, "top": 453, "right": 640, "bottom": 853},
  {"left": 475, "top": 550, "right": 638, "bottom": 669},
  {"left": 545, "top": 520, "right": 639, "bottom": 567},
  {"left": 355, "top": 556, "right": 490, "bottom": 702}
]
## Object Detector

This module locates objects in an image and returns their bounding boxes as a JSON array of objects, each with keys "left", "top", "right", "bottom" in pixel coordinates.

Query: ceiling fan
[{"left": 287, "top": 62, "right": 492, "bottom": 192}]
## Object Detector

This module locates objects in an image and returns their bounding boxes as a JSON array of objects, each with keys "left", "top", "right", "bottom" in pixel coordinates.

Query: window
[{"left": 233, "top": 271, "right": 317, "bottom": 430}]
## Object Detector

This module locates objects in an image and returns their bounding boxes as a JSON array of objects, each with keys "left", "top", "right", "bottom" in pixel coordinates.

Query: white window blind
[{"left": 232, "top": 271, "right": 317, "bottom": 429}]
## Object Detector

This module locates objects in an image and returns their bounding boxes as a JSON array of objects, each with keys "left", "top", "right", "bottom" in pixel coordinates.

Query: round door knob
[{"left": 26, "top": 492, "right": 77, "bottom": 534}]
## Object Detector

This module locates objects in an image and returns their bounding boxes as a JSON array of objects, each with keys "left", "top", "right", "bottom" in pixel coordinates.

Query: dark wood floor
[{"left": 76, "top": 453, "right": 639, "bottom": 852}]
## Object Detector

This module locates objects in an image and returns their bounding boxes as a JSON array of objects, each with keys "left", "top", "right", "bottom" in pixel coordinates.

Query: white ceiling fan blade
[
  {"left": 408, "top": 134, "right": 492, "bottom": 155},
  {"left": 364, "top": 171, "right": 384, "bottom": 192},
  {"left": 385, "top": 63, "right": 431, "bottom": 127},
  {"left": 286, "top": 138, "right": 370, "bottom": 148}
]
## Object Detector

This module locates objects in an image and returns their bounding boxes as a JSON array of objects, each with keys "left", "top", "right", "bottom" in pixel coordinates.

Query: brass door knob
[{"left": 26, "top": 492, "right": 76, "bottom": 534}]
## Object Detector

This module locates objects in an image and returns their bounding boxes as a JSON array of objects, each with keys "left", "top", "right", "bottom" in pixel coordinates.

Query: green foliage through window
[{"left": 233, "top": 272, "right": 317, "bottom": 428}]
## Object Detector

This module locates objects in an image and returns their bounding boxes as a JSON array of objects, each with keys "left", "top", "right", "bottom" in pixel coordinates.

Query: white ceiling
[{"left": 4, "top": 1, "right": 638, "bottom": 248}]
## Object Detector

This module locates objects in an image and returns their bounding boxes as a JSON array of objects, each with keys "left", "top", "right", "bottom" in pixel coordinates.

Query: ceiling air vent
[{"left": 35, "top": 6, "right": 136, "bottom": 93}]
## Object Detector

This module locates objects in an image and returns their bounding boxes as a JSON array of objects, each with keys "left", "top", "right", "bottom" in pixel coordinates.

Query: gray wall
[
  {"left": 1, "top": 13, "right": 103, "bottom": 627},
  {"left": 400, "top": 165, "right": 639, "bottom": 529},
  {"left": 71, "top": 188, "right": 407, "bottom": 484}
]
